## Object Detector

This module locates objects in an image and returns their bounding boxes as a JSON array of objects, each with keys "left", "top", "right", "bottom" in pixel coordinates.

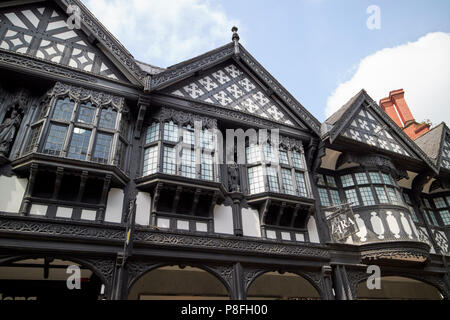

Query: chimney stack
[{"left": 379, "top": 89, "right": 430, "bottom": 140}]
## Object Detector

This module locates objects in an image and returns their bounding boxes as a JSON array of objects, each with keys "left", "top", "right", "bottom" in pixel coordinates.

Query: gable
[
  {"left": 0, "top": 2, "right": 124, "bottom": 81},
  {"left": 341, "top": 108, "right": 414, "bottom": 158},
  {"left": 441, "top": 133, "right": 450, "bottom": 170},
  {"left": 164, "top": 61, "right": 299, "bottom": 127}
]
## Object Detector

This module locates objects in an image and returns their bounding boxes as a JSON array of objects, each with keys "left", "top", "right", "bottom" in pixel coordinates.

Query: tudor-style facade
[{"left": 0, "top": 0, "right": 449, "bottom": 301}]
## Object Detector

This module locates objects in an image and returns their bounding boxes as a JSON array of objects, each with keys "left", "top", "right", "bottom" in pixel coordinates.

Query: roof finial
[{"left": 231, "top": 26, "right": 240, "bottom": 56}]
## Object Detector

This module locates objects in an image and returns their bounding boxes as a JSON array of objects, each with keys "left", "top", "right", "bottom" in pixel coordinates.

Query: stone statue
[
  {"left": 0, "top": 109, "right": 22, "bottom": 157},
  {"left": 227, "top": 163, "right": 240, "bottom": 192}
]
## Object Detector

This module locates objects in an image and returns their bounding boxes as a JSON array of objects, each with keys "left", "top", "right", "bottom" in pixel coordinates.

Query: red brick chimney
[{"left": 379, "top": 89, "right": 430, "bottom": 140}]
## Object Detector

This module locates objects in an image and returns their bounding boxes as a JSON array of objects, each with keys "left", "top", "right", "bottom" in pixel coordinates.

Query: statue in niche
[
  {"left": 227, "top": 162, "right": 241, "bottom": 192},
  {"left": 0, "top": 108, "right": 22, "bottom": 157}
]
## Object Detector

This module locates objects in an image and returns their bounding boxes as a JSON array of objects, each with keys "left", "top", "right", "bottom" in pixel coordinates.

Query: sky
[{"left": 83, "top": 0, "right": 450, "bottom": 126}]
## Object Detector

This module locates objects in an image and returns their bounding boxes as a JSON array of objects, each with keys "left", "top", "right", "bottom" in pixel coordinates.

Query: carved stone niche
[
  {"left": 336, "top": 152, "right": 408, "bottom": 181},
  {"left": 0, "top": 89, "right": 31, "bottom": 162}
]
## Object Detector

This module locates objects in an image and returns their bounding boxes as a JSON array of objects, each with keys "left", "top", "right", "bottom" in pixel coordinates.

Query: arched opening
[
  {"left": 357, "top": 276, "right": 444, "bottom": 300},
  {"left": 247, "top": 271, "right": 321, "bottom": 300},
  {"left": 0, "top": 258, "right": 105, "bottom": 301},
  {"left": 128, "top": 265, "right": 230, "bottom": 300}
]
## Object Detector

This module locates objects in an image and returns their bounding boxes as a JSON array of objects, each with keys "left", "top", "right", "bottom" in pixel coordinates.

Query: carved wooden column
[
  {"left": 230, "top": 192, "right": 244, "bottom": 236},
  {"left": 52, "top": 167, "right": 64, "bottom": 199},
  {"left": 97, "top": 174, "right": 112, "bottom": 222},
  {"left": 151, "top": 183, "right": 163, "bottom": 226},
  {"left": 321, "top": 266, "right": 335, "bottom": 300},
  {"left": 231, "top": 262, "right": 246, "bottom": 300},
  {"left": 76, "top": 171, "right": 88, "bottom": 202},
  {"left": 331, "top": 265, "right": 353, "bottom": 300},
  {"left": 19, "top": 163, "right": 38, "bottom": 215}
]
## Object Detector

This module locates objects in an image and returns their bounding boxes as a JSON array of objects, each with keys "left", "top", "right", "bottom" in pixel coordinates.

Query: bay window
[
  {"left": 142, "top": 119, "right": 218, "bottom": 182},
  {"left": 245, "top": 141, "right": 311, "bottom": 198},
  {"left": 22, "top": 90, "right": 129, "bottom": 171}
]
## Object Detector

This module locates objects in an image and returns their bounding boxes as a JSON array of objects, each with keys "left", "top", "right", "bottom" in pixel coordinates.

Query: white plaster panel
[
  {"left": 177, "top": 220, "right": 189, "bottom": 230},
  {"left": 157, "top": 218, "right": 170, "bottom": 229},
  {"left": 104, "top": 188, "right": 124, "bottom": 223},
  {"left": 196, "top": 222, "right": 208, "bottom": 232},
  {"left": 0, "top": 176, "right": 27, "bottom": 213},
  {"left": 242, "top": 207, "right": 261, "bottom": 237},
  {"left": 213, "top": 204, "right": 233, "bottom": 235},
  {"left": 295, "top": 233, "right": 305, "bottom": 242},
  {"left": 56, "top": 207, "right": 72, "bottom": 218},
  {"left": 281, "top": 232, "right": 291, "bottom": 241},
  {"left": 135, "top": 192, "right": 151, "bottom": 226},
  {"left": 266, "top": 230, "right": 276, "bottom": 239},
  {"left": 307, "top": 216, "right": 320, "bottom": 243},
  {"left": 29, "top": 204, "right": 47, "bottom": 216},
  {"left": 81, "top": 210, "right": 97, "bottom": 221}
]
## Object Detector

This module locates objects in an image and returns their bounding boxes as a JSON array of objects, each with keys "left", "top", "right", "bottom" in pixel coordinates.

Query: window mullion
[
  {"left": 61, "top": 102, "right": 77, "bottom": 157},
  {"left": 86, "top": 106, "right": 101, "bottom": 161},
  {"left": 110, "top": 111, "right": 122, "bottom": 166}
]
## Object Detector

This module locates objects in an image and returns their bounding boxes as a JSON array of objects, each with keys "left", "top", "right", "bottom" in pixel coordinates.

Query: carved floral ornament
[
  {"left": 50, "top": 82, "right": 125, "bottom": 110},
  {"left": 155, "top": 107, "right": 218, "bottom": 129}
]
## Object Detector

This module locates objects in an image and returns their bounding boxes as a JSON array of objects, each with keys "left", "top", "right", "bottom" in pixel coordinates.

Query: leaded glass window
[
  {"left": 98, "top": 108, "right": 117, "bottom": 130},
  {"left": 76, "top": 102, "right": 96, "bottom": 124},
  {"left": 318, "top": 188, "right": 331, "bottom": 206},
  {"left": 382, "top": 173, "right": 393, "bottom": 185},
  {"left": 279, "top": 149, "right": 289, "bottom": 165},
  {"left": 201, "top": 152, "right": 214, "bottom": 181},
  {"left": 180, "top": 148, "right": 196, "bottom": 179},
  {"left": 355, "top": 172, "right": 369, "bottom": 185},
  {"left": 359, "top": 187, "right": 376, "bottom": 206},
  {"left": 439, "top": 210, "right": 450, "bottom": 226},
  {"left": 281, "top": 168, "right": 295, "bottom": 195},
  {"left": 341, "top": 174, "right": 354, "bottom": 187},
  {"left": 43, "top": 124, "right": 67, "bottom": 156},
  {"left": 386, "top": 187, "right": 399, "bottom": 205},
  {"left": 295, "top": 172, "right": 307, "bottom": 197},
  {"left": 345, "top": 189, "right": 360, "bottom": 207},
  {"left": 23, "top": 125, "right": 42, "bottom": 155},
  {"left": 369, "top": 172, "right": 382, "bottom": 184},
  {"left": 375, "top": 186, "right": 389, "bottom": 204},
  {"left": 246, "top": 144, "right": 261, "bottom": 164},
  {"left": 182, "top": 125, "right": 195, "bottom": 145},
  {"left": 292, "top": 150, "right": 303, "bottom": 169},
  {"left": 67, "top": 128, "right": 91, "bottom": 160},
  {"left": 330, "top": 189, "right": 341, "bottom": 205},
  {"left": 145, "top": 122, "right": 160, "bottom": 144},
  {"left": 163, "top": 146, "right": 177, "bottom": 175},
  {"left": 52, "top": 98, "right": 74, "bottom": 121},
  {"left": 200, "top": 129, "right": 214, "bottom": 149},
  {"left": 434, "top": 197, "right": 446, "bottom": 209},
  {"left": 266, "top": 166, "right": 280, "bottom": 192},
  {"left": 143, "top": 146, "right": 158, "bottom": 176},
  {"left": 163, "top": 121, "right": 178, "bottom": 142},
  {"left": 92, "top": 133, "right": 112, "bottom": 164},
  {"left": 248, "top": 166, "right": 264, "bottom": 195}
]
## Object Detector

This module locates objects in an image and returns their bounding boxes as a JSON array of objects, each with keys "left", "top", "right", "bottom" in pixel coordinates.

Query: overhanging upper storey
[
  {"left": 148, "top": 41, "right": 321, "bottom": 136},
  {"left": 0, "top": 0, "right": 146, "bottom": 86},
  {"left": 321, "top": 90, "right": 439, "bottom": 175}
]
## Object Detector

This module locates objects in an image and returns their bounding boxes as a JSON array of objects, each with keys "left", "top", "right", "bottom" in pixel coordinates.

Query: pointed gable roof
[
  {"left": 0, "top": 0, "right": 146, "bottom": 85},
  {"left": 322, "top": 89, "right": 439, "bottom": 173},
  {"left": 415, "top": 123, "right": 450, "bottom": 172},
  {"left": 149, "top": 43, "right": 321, "bottom": 135}
]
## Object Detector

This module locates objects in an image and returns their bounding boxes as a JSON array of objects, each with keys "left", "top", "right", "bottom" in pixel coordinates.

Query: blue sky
[{"left": 84, "top": 0, "right": 450, "bottom": 124}]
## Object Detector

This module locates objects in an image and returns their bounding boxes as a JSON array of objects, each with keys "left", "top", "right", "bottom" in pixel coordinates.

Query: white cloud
[
  {"left": 83, "top": 0, "right": 239, "bottom": 67},
  {"left": 326, "top": 32, "right": 450, "bottom": 126}
]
